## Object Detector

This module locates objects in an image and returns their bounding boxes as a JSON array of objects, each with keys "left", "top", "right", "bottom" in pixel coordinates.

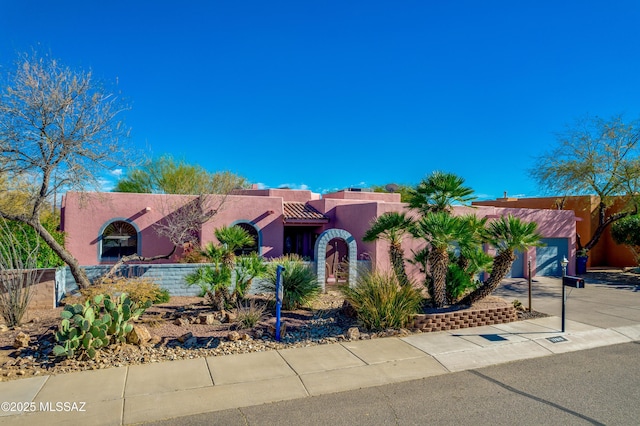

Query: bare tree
[
  {"left": 102, "top": 158, "right": 248, "bottom": 277},
  {"left": 530, "top": 114, "right": 640, "bottom": 254},
  {"left": 0, "top": 51, "right": 131, "bottom": 289}
]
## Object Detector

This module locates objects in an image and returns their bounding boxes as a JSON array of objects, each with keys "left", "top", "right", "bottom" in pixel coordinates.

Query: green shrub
[
  {"left": 341, "top": 271, "right": 422, "bottom": 331},
  {"left": 53, "top": 293, "right": 151, "bottom": 359},
  {"left": 4, "top": 216, "right": 65, "bottom": 268},
  {"left": 177, "top": 243, "right": 207, "bottom": 263},
  {"left": 260, "top": 254, "right": 320, "bottom": 310},
  {"left": 81, "top": 277, "right": 168, "bottom": 305},
  {"left": 185, "top": 263, "right": 232, "bottom": 310},
  {"left": 154, "top": 288, "right": 171, "bottom": 304},
  {"left": 612, "top": 215, "right": 640, "bottom": 265},
  {"left": 446, "top": 264, "right": 480, "bottom": 302}
]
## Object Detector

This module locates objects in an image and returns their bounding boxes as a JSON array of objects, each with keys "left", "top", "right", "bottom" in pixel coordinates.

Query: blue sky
[{"left": 2, "top": 1, "right": 640, "bottom": 199}]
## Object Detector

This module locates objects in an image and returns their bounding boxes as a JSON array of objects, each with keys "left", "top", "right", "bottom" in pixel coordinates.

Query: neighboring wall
[
  {"left": 29, "top": 269, "right": 57, "bottom": 310},
  {"left": 0, "top": 269, "right": 58, "bottom": 316},
  {"left": 474, "top": 196, "right": 635, "bottom": 268}
]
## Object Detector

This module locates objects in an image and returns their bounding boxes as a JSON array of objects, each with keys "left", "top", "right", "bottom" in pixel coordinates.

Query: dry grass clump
[{"left": 80, "top": 277, "right": 170, "bottom": 305}]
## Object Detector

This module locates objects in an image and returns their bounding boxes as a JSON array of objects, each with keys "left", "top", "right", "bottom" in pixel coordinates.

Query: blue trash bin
[{"left": 576, "top": 256, "right": 588, "bottom": 274}]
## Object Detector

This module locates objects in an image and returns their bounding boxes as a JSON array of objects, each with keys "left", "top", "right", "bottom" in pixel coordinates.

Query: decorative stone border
[{"left": 411, "top": 305, "right": 518, "bottom": 332}]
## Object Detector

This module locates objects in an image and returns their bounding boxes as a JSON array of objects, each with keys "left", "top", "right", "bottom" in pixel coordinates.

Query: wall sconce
[{"left": 144, "top": 207, "right": 152, "bottom": 212}]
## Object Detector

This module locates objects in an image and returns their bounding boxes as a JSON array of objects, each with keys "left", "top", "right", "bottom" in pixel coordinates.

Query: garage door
[
  {"left": 536, "top": 238, "right": 569, "bottom": 276},
  {"left": 506, "top": 250, "right": 525, "bottom": 278}
]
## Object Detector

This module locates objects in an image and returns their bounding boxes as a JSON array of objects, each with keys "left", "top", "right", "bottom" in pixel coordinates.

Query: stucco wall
[
  {"left": 474, "top": 195, "right": 634, "bottom": 268},
  {"left": 62, "top": 192, "right": 287, "bottom": 264},
  {"left": 62, "top": 191, "right": 578, "bottom": 278}
]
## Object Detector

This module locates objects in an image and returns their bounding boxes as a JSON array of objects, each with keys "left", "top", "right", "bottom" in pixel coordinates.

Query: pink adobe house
[{"left": 61, "top": 188, "right": 578, "bottom": 288}]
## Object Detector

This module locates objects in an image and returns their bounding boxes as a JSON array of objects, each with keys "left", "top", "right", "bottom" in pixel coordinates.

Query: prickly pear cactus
[{"left": 53, "top": 293, "right": 151, "bottom": 359}]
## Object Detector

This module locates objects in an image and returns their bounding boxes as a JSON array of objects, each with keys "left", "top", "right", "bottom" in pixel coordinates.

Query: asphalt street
[{"left": 143, "top": 341, "right": 640, "bottom": 426}]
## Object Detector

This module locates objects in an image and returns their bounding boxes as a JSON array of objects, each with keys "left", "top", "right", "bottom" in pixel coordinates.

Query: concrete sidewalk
[{"left": 1, "top": 277, "right": 639, "bottom": 425}]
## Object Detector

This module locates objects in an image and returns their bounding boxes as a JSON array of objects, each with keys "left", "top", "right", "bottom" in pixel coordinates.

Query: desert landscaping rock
[
  {"left": 178, "top": 332, "right": 193, "bottom": 343},
  {"left": 127, "top": 324, "right": 152, "bottom": 345},
  {"left": 13, "top": 332, "right": 30, "bottom": 349},
  {"left": 173, "top": 317, "right": 189, "bottom": 326},
  {"left": 346, "top": 327, "right": 360, "bottom": 340},
  {"left": 0, "top": 283, "right": 566, "bottom": 382}
]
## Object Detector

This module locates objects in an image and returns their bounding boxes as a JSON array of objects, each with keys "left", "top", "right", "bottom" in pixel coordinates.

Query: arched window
[
  {"left": 100, "top": 220, "right": 138, "bottom": 261},
  {"left": 234, "top": 222, "right": 260, "bottom": 255}
]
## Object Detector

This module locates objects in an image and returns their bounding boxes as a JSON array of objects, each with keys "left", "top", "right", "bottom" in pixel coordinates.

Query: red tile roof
[{"left": 283, "top": 202, "right": 329, "bottom": 223}]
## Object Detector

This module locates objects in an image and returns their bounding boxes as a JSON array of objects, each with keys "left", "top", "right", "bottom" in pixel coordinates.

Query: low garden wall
[
  {"left": 57, "top": 260, "right": 373, "bottom": 305},
  {"left": 59, "top": 264, "right": 207, "bottom": 300},
  {"left": 0, "top": 269, "right": 58, "bottom": 311},
  {"left": 28, "top": 269, "right": 57, "bottom": 310},
  {"left": 411, "top": 304, "right": 518, "bottom": 332}
]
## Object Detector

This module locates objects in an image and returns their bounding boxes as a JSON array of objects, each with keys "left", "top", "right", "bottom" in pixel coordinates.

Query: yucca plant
[
  {"left": 260, "top": 255, "right": 320, "bottom": 310},
  {"left": 341, "top": 271, "right": 422, "bottom": 331}
]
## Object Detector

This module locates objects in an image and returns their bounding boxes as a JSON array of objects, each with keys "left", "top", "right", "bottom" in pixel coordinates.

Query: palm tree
[
  {"left": 408, "top": 171, "right": 475, "bottom": 215},
  {"left": 214, "top": 225, "right": 256, "bottom": 268},
  {"left": 459, "top": 215, "right": 543, "bottom": 306},
  {"left": 412, "top": 212, "right": 467, "bottom": 307},
  {"left": 190, "top": 225, "right": 256, "bottom": 309},
  {"left": 454, "top": 214, "right": 489, "bottom": 271},
  {"left": 363, "top": 212, "right": 414, "bottom": 286},
  {"left": 446, "top": 214, "right": 492, "bottom": 303}
]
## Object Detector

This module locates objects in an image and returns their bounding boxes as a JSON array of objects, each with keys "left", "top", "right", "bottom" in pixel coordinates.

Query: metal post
[
  {"left": 527, "top": 257, "right": 532, "bottom": 312},
  {"left": 275, "top": 265, "right": 284, "bottom": 342},
  {"left": 561, "top": 258, "right": 567, "bottom": 333},
  {"left": 561, "top": 278, "right": 566, "bottom": 333}
]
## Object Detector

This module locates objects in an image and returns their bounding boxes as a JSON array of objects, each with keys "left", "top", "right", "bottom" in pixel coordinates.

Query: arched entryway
[{"left": 314, "top": 229, "right": 357, "bottom": 292}]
